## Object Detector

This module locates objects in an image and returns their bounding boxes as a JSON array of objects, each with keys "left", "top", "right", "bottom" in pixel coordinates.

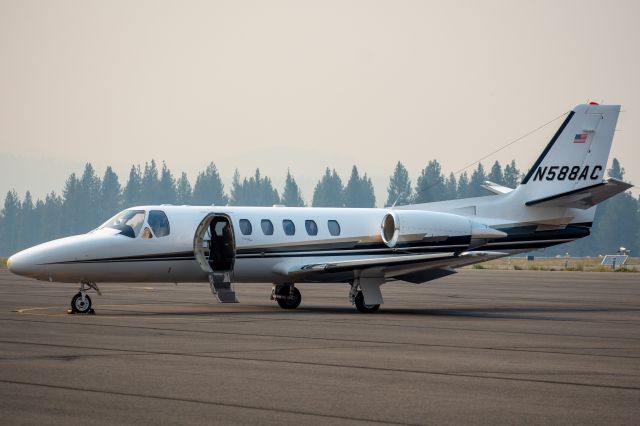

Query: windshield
[{"left": 99, "top": 210, "right": 146, "bottom": 238}]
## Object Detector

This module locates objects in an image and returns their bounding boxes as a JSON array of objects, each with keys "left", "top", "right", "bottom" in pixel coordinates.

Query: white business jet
[{"left": 7, "top": 103, "right": 632, "bottom": 313}]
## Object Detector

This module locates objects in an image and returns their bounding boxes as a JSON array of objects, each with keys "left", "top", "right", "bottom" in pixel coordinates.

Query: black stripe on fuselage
[
  {"left": 42, "top": 251, "right": 196, "bottom": 265},
  {"left": 41, "top": 224, "right": 590, "bottom": 265}
]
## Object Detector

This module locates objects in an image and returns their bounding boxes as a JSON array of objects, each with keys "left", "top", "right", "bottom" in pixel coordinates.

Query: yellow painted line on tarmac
[
  {"left": 13, "top": 304, "right": 280, "bottom": 318},
  {"left": 14, "top": 307, "right": 60, "bottom": 314}
]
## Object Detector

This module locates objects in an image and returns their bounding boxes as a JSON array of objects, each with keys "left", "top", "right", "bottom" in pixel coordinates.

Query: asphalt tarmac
[{"left": 1, "top": 268, "right": 639, "bottom": 425}]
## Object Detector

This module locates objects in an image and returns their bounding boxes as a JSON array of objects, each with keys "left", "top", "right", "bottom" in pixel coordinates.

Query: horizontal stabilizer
[
  {"left": 525, "top": 178, "right": 632, "bottom": 209},
  {"left": 481, "top": 181, "right": 513, "bottom": 195}
]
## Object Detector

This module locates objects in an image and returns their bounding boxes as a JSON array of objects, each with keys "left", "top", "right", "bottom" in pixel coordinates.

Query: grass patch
[
  {"left": 463, "top": 257, "right": 639, "bottom": 272},
  {"left": 472, "top": 263, "right": 485, "bottom": 269},
  {"left": 565, "top": 263, "right": 584, "bottom": 272},
  {"left": 0, "top": 258, "right": 7, "bottom": 268}
]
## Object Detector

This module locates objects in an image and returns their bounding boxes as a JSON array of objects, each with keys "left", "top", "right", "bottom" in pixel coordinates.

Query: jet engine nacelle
[
  {"left": 380, "top": 210, "right": 509, "bottom": 248},
  {"left": 380, "top": 210, "right": 472, "bottom": 248}
]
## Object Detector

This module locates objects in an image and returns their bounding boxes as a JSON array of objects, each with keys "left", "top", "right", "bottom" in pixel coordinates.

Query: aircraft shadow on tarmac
[
  {"left": 76, "top": 303, "right": 640, "bottom": 321},
  {"left": 296, "top": 305, "right": 640, "bottom": 320}
]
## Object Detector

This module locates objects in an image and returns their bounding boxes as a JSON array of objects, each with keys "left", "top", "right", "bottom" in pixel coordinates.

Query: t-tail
[{"left": 513, "top": 103, "right": 631, "bottom": 217}]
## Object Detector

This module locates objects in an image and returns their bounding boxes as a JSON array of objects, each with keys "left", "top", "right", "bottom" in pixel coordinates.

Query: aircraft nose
[{"left": 7, "top": 251, "right": 39, "bottom": 277}]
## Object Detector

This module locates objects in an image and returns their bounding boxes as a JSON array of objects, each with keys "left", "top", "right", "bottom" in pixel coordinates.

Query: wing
[{"left": 272, "top": 251, "right": 507, "bottom": 281}]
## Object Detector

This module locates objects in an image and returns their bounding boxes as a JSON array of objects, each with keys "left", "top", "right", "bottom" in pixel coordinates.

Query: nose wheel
[
  {"left": 71, "top": 292, "right": 93, "bottom": 314},
  {"left": 68, "top": 281, "right": 100, "bottom": 314}
]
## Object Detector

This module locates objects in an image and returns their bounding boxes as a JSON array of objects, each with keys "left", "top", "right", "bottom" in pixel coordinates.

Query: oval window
[
  {"left": 261, "top": 219, "right": 274, "bottom": 235},
  {"left": 305, "top": 220, "right": 318, "bottom": 236},
  {"left": 282, "top": 219, "right": 296, "bottom": 236},
  {"left": 239, "top": 219, "right": 252, "bottom": 235},
  {"left": 328, "top": 220, "right": 341, "bottom": 236}
]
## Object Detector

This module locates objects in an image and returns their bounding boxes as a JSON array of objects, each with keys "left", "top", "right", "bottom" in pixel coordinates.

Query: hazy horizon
[{"left": 2, "top": 0, "right": 639, "bottom": 205}]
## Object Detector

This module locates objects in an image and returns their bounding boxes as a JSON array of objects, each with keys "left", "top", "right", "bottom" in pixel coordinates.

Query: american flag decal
[{"left": 573, "top": 133, "right": 588, "bottom": 144}]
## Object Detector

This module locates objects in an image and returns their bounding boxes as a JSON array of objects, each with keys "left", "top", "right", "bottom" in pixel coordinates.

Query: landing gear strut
[
  {"left": 271, "top": 283, "right": 301, "bottom": 310},
  {"left": 69, "top": 281, "right": 100, "bottom": 314}
]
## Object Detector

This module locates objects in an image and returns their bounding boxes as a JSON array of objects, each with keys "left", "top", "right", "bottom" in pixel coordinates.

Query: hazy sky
[{"left": 1, "top": 0, "right": 639, "bottom": 205}]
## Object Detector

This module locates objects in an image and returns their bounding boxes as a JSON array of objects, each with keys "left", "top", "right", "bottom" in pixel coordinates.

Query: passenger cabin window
[
  {"left": 328, "top": 220, "right": 341, "bottom": 236},
  {"left": 305, "top": 220, "right": 318, "bottom": 236},
  {"left": 239, "top": 219, "right": 252, "bottom": 235},
  {"left": 100, "top": 210, "right": 145, "bottom": 238},
  {"left": 282, "top": 219, "right": 295, "bottom": 236},
  {"left": 148, "top": 210, "right": 170, "bottom": 237},
  {"left": 261, "top": 219, "right": 274, "bottom": 235}
]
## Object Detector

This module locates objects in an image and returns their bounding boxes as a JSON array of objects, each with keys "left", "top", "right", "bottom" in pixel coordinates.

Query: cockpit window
[
  {"left": 148, "top": 210, "right": 171, "bottom": 237},
  {"left": 100, "top": 210, "right": 145, "bottom": 238}
]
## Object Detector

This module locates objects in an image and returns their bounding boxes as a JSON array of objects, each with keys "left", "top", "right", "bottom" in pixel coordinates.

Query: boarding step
[{"left": 208, "top": 272, "right": 238, "bottom": 303}]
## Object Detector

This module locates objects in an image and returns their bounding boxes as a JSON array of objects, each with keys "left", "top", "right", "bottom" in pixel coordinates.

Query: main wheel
[
  {"left": 71, "top": 292, "right": 92, "bottom": 314},
  {"left": 354, "top": 291, "right": 380, "bottom": 313},
  {"left": 276, "top": 286, "right": 301, "bottom": 310}
]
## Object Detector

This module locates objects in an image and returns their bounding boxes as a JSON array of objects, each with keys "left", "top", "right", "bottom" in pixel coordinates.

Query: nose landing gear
[{"left": 68, "top": 281, "right": 101, "bottom": 314}]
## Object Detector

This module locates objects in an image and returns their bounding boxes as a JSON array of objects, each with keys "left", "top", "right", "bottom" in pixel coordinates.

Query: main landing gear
[
  {"left": 69, "top": 281, "right": 101, "bottom": 314},
  {"left": 271, "top": 283, "right": 302, "bottom": 310},
  {"left": 349, "top": 280, "right": 381, "bottom": 313}
]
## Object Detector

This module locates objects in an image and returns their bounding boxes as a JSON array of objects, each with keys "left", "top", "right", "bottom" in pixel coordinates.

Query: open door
[{"left": 194, "top": 213, "right": 238, "bottom": 303}]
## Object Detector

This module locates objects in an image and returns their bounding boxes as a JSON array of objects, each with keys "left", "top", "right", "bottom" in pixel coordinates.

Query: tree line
[{"left": 1, "top": 159, "right": 638, "bottom": 257}]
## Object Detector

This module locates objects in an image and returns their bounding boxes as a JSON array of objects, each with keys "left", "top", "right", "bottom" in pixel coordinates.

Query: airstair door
[{"left": 194, "top": 213, "right": 238, "bottom": 303}]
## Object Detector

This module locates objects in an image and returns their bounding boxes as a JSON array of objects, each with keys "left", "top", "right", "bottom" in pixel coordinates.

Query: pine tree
[
  {"left": 123, "top": 165, "right": 142, "bottom": 208},
  {"left": 281, "top": 169, "right": 305, "bottom": 207},
  {"left": 487, "top": 161, "right": 504, "bottom": 185},
  {"left": 457, "top": 172, "right": 470, "bottom": 198},
  {"left": 444, "top": 172, "right": 458, "bottom": 200},
  {"left": 100, "top": 166, "right": 121, "bottom": 222},
  {"left": 158, "top": 162, "right": 177, "bottom": 204},
  {"left": 414, "top": 160, "right": 446, "bottom": 203},
  {"left": 469, "top": 163, "right": 487, "bottom": 197},
  {"left": 230, "top": 169, "right": 279, "bottom": 206},
  {"left": 192, "top": 162, "right": 228, "bottom": 205},
  {"left": 140, "top": 160, "right": 160, "bottom": 205},
  {"left": 589, "top": 159, "right": 638, "bottom": 255},
  {"left": 385, "top": 161, "right": 412, "bottom": 207},
  {"left": 230, "top": 169, "right": 242, "bottom": 206},
  {"left": 1, "top": 190, "right": 21, "bottom": 255},
  {"left": 312, "top": 168, "right": 344, "bottom": 207},
  {"left": 344, "top": 166, "right": 376, "bottom": 208},
  {"left": 360, "top": 173, "right": 376, "bottom": 208},
  {"left": 77, "top": 163, "right": 102, "bottom": 232},
  {"left": 19, "top": 191, "right": 36, "bottom": 249},
  {"left": 176, "top": 172, "right": 192, "bottom": 205},
  {"left": 62, "top": 173, "right": 80, "bottom": 234},
  {"left": 503, "top": 160, "right": 520, "bottom": 188},
  {"left": 33, "top": 199, "right": 45, "bottom": 245},
  {"left": 40, "top": 192, "right": 63, "bottom": 242}
]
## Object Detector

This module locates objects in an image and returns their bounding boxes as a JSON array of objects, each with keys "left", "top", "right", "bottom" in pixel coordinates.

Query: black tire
[
  {"left": 71, "top": 292, "right": 92, "bottom": 314},
  {"left": 276, "top": 286, "right": 301, "bottom": 310},
  {"left": 354, "top": 291, "right": 380, "bottom": 313}
]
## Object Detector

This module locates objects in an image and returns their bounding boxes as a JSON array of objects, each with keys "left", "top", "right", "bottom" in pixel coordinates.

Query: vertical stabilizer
[{"left": 518, "top": 104, "right": 620, "bottom": 200}]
